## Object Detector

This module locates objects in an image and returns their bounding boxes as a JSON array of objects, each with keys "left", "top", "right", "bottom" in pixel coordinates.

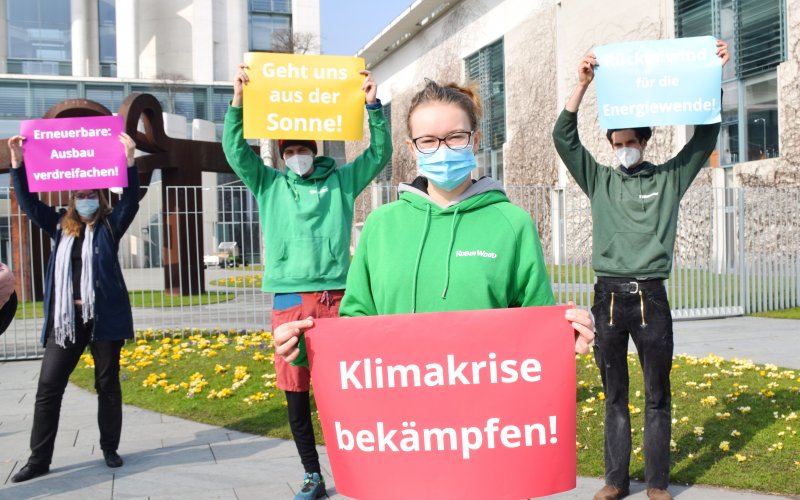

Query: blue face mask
[
  {"left": 75, "top": 199, "right": 100, "bottom": 218},
  {"left": 416, "top": 147, "right": 477, "bottom": 191}
]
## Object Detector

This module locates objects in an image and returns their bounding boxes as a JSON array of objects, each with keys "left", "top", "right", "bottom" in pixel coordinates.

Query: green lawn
[
  {"left": 751, "top": 307, "right": 800, "bottom": 320},
  {"left": 15, "top": 291, "right": 236, "bottom": 319},
  {"left": 71, "top": 330, "right": 800, "bottom": 495}
]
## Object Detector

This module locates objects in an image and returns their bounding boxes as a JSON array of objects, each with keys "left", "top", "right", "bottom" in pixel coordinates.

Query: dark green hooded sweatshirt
[{"left": 552, "top": 109, "right": 720, "bottom": 278}]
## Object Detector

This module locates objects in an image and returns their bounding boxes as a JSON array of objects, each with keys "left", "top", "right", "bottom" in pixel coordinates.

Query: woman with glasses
[
  {"left": 7, "top": 132, "right": 139, "bottom": 482},
  {"left": 275, "top": 78, "right": 594, "bottom": 375}
]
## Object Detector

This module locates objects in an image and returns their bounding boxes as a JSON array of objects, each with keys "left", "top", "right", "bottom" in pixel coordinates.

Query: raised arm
[
  {"left": 8, "top": 135, "right": 61, "bottom": 236},
  {"left": 222, "top": 63, "right": 278, "bottom": 195},
  {"left": 107, "top": 133, "right": 141, "bottom": 238},
  {"left": 337, "top": 71, "right": 393, "bottom": 197},
  {"left": 663, "top": 40, "right": 729, "bottom": 196}
]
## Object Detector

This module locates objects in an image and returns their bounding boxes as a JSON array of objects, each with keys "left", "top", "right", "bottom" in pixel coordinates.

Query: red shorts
[{"left": 271, "top": 290, "right": 344, "bottom": 392}]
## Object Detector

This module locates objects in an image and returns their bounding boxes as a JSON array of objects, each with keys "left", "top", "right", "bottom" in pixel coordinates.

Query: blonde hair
[
  {"left": 61, "top": 190, "right": 111, "bottom": 237},
  {"left": 406, "top": 79, "right": 483, "bottom": 136}
]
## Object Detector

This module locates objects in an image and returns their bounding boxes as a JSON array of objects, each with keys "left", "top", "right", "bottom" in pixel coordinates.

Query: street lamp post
[{"left": 754, "top": 118, "right": 766, "bottom": 158}]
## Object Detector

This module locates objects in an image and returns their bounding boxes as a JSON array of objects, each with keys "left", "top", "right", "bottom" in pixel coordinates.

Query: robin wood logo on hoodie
[{"left": 455, "top": 250, "right": 497, "bottom": 259}]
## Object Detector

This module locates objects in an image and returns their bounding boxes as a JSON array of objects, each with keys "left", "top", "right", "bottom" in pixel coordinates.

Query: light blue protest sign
[{"left": 594, "top": 36, "right": 721, "bottom": 129}]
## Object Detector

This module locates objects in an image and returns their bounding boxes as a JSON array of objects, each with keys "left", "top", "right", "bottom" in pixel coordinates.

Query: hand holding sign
[
  {"left": 8, "top": 135, "right": 24, "bottom": 169},
  {"left": 273, "top": 316, "right": 314, "bottom": 363},
  {"left": 566, "top": 302, "right": 595, "bottom": 353},
  {"left": 360, "top": 70, "right": 377, "bottom": 105}
]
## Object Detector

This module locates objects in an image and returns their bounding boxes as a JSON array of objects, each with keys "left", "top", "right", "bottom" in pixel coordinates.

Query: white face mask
[
  {"left": 615, "top": 147, "right": 641, "bottom": 168},
  {"left": 285, "top": 154, "right": 314, "bottom": 176}
]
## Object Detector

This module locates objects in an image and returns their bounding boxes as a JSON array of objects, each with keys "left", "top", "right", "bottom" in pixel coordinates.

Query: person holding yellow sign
[{"left": 222, "top": 61, "right": 391, "bottom": 500}]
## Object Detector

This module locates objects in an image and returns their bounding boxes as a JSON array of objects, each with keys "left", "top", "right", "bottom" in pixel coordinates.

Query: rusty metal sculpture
[{"left": 0, "top": 94, "right": 241, "bottom": 299}]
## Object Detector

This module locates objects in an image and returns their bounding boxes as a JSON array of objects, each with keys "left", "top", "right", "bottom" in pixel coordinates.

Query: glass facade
[
  {"left": 248, "top": 0, "right": 292, "bottom": 52},
  {"left": 675, "top": 0, "right": 786, "bottom": 166},
  {"left": 98, "top": 0, "right": 117, "bottom": 77},
  {"left": 0, "top": 79, "right": 232, "bottom": 139},
  {"left": 6, "top": 0, "right": 72, "bottom": 76},
  {"left": 465, "top": 38, "right": 505, "bottom": 182}
]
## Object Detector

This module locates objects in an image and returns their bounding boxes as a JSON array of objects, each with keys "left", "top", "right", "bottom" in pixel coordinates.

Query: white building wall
[
  {"left": 191, "top": 0, "right": 215, "bottom": 82},
  {"left": 292, "top": 0, "right": 321, "bottom": 54},
  {"left": 116, "top": 0, "right": 139, "bottom": 78}
]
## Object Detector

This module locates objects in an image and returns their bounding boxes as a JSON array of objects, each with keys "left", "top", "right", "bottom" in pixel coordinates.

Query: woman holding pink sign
[{"left": 7, "top": 132, "right": 139, "bottom": 483}]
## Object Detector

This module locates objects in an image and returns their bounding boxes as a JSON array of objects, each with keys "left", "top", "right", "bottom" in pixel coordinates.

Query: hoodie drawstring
[
  {"left": 410, "top": 205, "right": 431, "bottom": 313},
  {"left": 289, "top": 178, "right": 299, "bottom": 201},
  {"left": 639, "top": 176, "right": 644, "bottom": 210},
  {"left": 441, "top": 207, "right": 459, "bottom": 299}
]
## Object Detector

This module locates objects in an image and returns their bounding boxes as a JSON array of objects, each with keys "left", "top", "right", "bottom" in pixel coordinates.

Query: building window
[
  {"left": 30, "top": 82, "right": 78, "bottom": 116},
  {"left": 248, "top": 0, "right": 291, "bottom": 52},
  {"left": 465, "top": 38, "right": 505, "bottom": 182},
  {"left": 6, "top": 0, "right": 72, "bottom": 76},
  {"left": 98, "top": 0, "right": 116, "bottom": 77},
  {"left": 675, "top": 0, "right": 785, "bottom": 165}
]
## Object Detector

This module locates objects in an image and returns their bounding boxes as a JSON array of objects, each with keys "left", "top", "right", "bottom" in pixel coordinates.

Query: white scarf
[{"left": 53, "top": 226, "right": 94, "bottom": 347}]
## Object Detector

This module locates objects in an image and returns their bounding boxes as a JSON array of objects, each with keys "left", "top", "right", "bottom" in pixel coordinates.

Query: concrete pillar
[
  {"left": 116, "top": 0, "right": 139, "bottom": 78},
  {"left": 71, "top": 0, "right": 99, "bottom": 76},
  {"left": 71, "top": 0, "right": 89, "bottom": 76},
  {"left": 0, "top": 0, "right": 7, "bottom": 73},
  {"left": 226, "top": 0, "right": 247, "bottom": 82},
  {"left": 192, "top": 0, "right": 214, "bottom": 82}
]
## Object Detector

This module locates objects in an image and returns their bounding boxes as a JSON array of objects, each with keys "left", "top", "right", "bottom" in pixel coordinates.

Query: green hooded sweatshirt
[
  {"left": 222, "top": 104, "right": 392, "bottom": 293},
  {"left": 552, "top": 109, "right": 720, "bottom": 278},
  {"left": 290, "top": 177, "right": 556, "bottom": 366},
  {"left": 341, "top": 177, "right": 555, "bottom": 316}
]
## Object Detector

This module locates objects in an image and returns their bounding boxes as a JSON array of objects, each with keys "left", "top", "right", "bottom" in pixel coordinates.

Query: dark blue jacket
[{"left": 11, "top": 164, "right": 140, "bottom": 344}]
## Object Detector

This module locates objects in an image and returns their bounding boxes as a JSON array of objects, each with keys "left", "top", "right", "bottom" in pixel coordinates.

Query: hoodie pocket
[
  {"left": 597, "top": 232, "right": 670, "bottom": 273},
  {"left": 272, "top": 237, "right": 337, "bottom": 279}
]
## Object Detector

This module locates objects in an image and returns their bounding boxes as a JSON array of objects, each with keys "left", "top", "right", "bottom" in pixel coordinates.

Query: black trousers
[
  {"left": 285, "top": 390, "right": 320, "bottom": 475},
  {"left": 28, "top": 310, "right": 124, "bottom": 467},
  {"left": 591, "top": 278, "right": 674, "bottom": 490}
]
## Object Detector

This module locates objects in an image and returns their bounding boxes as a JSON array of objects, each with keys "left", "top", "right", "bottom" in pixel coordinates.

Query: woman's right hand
[
  {"left": 232, "top": 63, "right": 249, "bottom": 107},
  {"left": 8, "top": 135, "right": 25, "bottom": 169},
  {"left": 273, "top": 317, "right": 314, "bottom": 363}
]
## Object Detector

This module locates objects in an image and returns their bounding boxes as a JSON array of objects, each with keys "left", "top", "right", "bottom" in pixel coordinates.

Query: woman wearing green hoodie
[
  {"left": 223, "top": 64, "right": 391, "bottom": 500},
  {"left": 274, "top": 79, "right": 594, "bottom": 370}
]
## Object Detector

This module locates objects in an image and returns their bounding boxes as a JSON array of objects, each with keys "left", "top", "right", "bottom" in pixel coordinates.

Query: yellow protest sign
[{"left": 242, "top": 52, "right": 366, "bottom": 140}]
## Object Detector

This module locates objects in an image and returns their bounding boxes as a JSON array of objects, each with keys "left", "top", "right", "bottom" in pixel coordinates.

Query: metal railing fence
[{"left": 2, "top": 183, "right": 797, "bottom": 360}]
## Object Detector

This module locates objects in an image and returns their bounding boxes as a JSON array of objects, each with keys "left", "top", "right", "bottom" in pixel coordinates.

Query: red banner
[{"left": 305, "top": 306, "right": 576, "bottom": 500}]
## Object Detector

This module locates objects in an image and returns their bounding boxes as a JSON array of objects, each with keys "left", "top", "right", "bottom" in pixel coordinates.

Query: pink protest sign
[
  {"left": 19, "top": 115, "right": 128, "bottom": 193},
  {"left": 306, "top": 306, "right": 577, "bottom": 500}
]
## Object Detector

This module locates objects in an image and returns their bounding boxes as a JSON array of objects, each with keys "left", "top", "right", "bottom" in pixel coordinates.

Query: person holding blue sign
[
  {"left": 223, "top": 64, "right": 391, "bottom": 500},
  {"left": 7, "top": 132, "right": 139, "bottom": 483},
  {"left": 552, "top": 40, "right": 728, "bottom": 500}
]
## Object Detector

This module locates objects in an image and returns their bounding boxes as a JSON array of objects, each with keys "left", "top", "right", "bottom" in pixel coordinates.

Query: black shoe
[
  {"left": 11, "top": 463, "right": 49, "bottom": 483},
  {"left": 103, "top": 450, "right": 123, "bottom": 468}
]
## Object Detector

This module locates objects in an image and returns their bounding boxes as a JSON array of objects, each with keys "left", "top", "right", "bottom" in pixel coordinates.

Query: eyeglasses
[
  {"left": 411, "top": 131, "right": 474, "bottom": 155},
  {"left": 74, "top": 193, "right": 98, "bottom": 200}
]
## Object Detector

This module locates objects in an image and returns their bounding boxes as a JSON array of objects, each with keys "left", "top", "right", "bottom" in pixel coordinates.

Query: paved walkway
[{"left": 0, "top": 316, "right": 798, "bottom": 499}]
